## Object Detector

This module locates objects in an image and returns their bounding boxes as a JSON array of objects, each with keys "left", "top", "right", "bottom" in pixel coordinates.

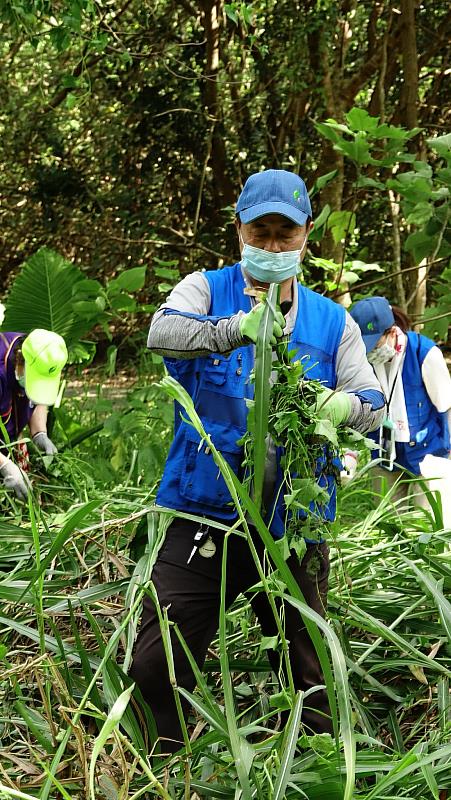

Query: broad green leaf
[
  {"left": 404, "top": 230, "right": 436, "bottom": 261},
  {"left": 313, "top": 418, "right": 339, "bottom": 447},
  {"left": 356, "top": 176, "right": 385, "bottom": 189},
  {"left": 285, "top": 478, "right": 329, "bottom": 508},
  {"left": 157, "top": 281, "right": 174, "bottom": 293},
  {"left": 0, "top": 247, "right": 90, "bottom": 342},
  {"left": 323, "top": 118, "right": 354, "bottom": 135},
  {"left": 108, "top": 266, "right": 146, "bottom": 293},
  {"left": 72, "top": 299, "right": 100, "bottom": 317},
  {"left": 405, "top": 201, "right": 433, "bottom": 226},
  {"left": 334, "top": 134, "right": 373, "bottom": 165},
  {"left": 374, "top": 123, "right": 412, "bottom": 140},
  {"left": 421, "top": 307, "right": 450, "bottom": 340},
  {"left": 315, "top": 121, "right": 341, "bottom": 144},
  {"left": 345, "top": 107, "right": 380, "bottom": 133},
  {"left": 109, "top": 293, "right": 137, "bottom": 312},
  {"left": 312, "top": 203, "right": 331, "bottom": 229},
  {"left": 224, "top": 4, "right": 239, "bottom": 24},
  {"left": 387, "top": 174, "right": 432, "bottom": 202},
  {"left": 311, "top": 172, "right": 337, "bottom": 195},
  {"left": 153, "top": 266, "right": 180, "bottom": 279},
  {"left": 413, "top": 161, "right": 433, "bottom": 178},
  {"left": 327, "top": 211, "right": 356, "bottom": 244},
  {"left": 427, "top": 133, "right": 451, "bottom": 159}
]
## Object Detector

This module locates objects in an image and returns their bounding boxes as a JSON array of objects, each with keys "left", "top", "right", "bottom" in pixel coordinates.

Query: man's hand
[
  {"left": 314, "top": 386, "right": 351, "bottom": 427},
  {"left": 239, "top": 303, "right": 285, "bottom": 344},
  {"left": 32, "top": 432, "right": 58, "bottom": 464},
  {"left": 0, "top": 459, "right": 32, "bottom": 501}
]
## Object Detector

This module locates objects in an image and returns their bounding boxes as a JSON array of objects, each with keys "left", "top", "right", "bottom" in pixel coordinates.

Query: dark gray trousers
[{"left": 130, "top": 517, "right": 332, "bottom": 752}]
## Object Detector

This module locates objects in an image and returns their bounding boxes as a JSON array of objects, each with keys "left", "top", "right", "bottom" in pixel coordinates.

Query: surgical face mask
[
  {"left": 15, "top": 370, "right": 25, "bottom": 389},
  {"left": 368, "top": 342, "right": 397, "bottom": 365},
  {"left": 240, "top": 238, "right": 306, "bottom": 284}
]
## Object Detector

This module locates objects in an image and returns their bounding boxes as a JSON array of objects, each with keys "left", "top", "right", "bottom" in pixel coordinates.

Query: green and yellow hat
[{"left": 22, "top": 329, "right": 68, "bottom": 405}]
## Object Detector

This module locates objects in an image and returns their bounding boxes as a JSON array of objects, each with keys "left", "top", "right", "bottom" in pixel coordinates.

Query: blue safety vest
[
  {"left": 389, "top": 332, "right": 450, "bottom": 473},
  {"left": 157, "top": 263, "right": 345, "bottom": 537}
]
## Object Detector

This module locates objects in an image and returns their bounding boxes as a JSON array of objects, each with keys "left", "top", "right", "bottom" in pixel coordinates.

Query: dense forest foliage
[
  {"left": 0, "top": 3, "right": 450, "bottom": 799},
  {"left": 0, "top": 0, "right": 450, "bottom": 335}
]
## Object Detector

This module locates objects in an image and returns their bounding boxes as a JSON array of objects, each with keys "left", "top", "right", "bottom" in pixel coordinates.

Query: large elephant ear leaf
[{"left": 1, "top": 247, "right": 91, "bottom": 344}]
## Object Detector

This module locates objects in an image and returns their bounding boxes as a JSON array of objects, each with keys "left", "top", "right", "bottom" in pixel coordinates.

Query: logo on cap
[
  {"left": 367, "top": 322, "right": 374, "bottom": 330},
  {"left": 293, "top": 190, "right": 300, "bottom": 201}
]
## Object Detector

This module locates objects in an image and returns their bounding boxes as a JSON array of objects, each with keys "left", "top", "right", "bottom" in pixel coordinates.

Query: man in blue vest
[
  {"left": 0, "top": 329, "right": 68, "bottom": 500},
  {"left": 131, "top": 170, "right": 385, "bottom": 752}
]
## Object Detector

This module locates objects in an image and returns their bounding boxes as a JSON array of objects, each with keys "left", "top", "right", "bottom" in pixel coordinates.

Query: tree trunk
[
  {"left": 398, "top": 0, "right": 427, "bottom": 319},
  {"left": 399, "top": 0, "right": 419, "bottom": 132},
  {"left": 200, "top": 0, "right": 235, "bottom": 207}
]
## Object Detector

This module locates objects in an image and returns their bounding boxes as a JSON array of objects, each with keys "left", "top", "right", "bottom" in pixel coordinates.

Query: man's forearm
[
  {"left": 147, "top": 308, "right": 246, "bottom": 358},
  {"left": 347, "top": 390, "right": 385, "bottom": 433}
]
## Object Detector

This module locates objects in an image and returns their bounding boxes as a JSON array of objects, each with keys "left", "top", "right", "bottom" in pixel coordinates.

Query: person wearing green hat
[{"left": 0, "top": 328, "right": 68, "bottom": 501}]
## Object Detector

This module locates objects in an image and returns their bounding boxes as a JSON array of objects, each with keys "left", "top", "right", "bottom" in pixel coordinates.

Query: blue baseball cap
[
  {"left": 350, "top": 296, "right": 395, "bottom": 353},
  {"left": 236, "top": 169, "right": 312, "bottom": 225}
]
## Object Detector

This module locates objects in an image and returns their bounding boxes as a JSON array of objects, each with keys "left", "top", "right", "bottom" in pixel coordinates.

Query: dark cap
[{"left": 350, "top": 296, "right": 395, "bottom": 353}]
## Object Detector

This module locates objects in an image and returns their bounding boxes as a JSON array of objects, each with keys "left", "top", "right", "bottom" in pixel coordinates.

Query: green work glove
[
  {"left": 314, "top": 386, "right": 351, "bottom": 427},
  {"left": 239, "top": 303, "right": 285, "bottom": 344}
]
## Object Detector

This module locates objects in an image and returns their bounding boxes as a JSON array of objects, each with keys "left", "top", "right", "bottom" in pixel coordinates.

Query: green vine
[{"left": 242, "top": 315, "right": 371, "bottom": 553}]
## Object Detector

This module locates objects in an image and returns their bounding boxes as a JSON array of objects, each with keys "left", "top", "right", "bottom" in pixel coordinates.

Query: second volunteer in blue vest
[
  {"left": 130, "top": 170, "right": 385, "bottom": 753},
  {"left": 350, "top": 297, "right": 451, "bottom": 504}
]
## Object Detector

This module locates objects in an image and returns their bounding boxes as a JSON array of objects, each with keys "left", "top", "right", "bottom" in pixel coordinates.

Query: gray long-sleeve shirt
[{"left": 148, "top": 268, "right": 385, "bottom": 433}]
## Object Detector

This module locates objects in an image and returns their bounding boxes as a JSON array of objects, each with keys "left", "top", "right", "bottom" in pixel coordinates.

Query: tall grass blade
[
  {"left": 68, "top": 602, "right": 104, "bottom": 714},
  {"left": 253, "top": 282, "right": 277, "bottom": 512},
  {"left": 39, "top": 591, "right": 146, "bottom": 800},
  {"left": 219, "top": 534, "right": 254, "bottom": 798},
  {"left": 25, "top": 499, "right": 101, "bottom": 589},
  {"left": 283, "top": 594, "right": 355, "bottom": 800},
  {"left": 89, "top": 683, "right": 134, "bottom": 799},
  {"left": 0, "top": 784, "right": 50, "bottom": 800},
  {"left": 437, "top": 676, "right": 450, "bottom": 732},
  {"left": 363, "top": 743, "right": 451, "bottom": 798},
  {"left": 401, "top": 555, "right": 451, "bottom": 642},
  {"left": 272, "top": 691, "right": 303, "bottom": 800},
  {"left": 174, "top": 623, "right": 230, "bottom": 736},
  {"left": 13, "top": 700, "right": 54, "bottom": 754}
]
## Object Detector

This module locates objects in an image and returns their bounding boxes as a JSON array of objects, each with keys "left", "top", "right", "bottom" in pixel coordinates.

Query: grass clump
[{"left": 0, "top": 345, "right": 449, "bottom": 798}]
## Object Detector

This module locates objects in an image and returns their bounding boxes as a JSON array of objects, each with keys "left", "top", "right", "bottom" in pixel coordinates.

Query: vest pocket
[
  {"left": 201, "top": 355, "right": 230, "bottom": 386},
  {"left": 179, "top": 427, "right": 243, "bottom": 508}
]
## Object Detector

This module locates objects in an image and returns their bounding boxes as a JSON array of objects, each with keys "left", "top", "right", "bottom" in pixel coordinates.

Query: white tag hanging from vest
[{"left": 198, "top": 536, "right": 216, "bottom": 558}]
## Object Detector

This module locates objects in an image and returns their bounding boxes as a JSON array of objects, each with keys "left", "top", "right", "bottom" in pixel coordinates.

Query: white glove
[
  {"left": 32, "top": 432, "right": 58, "bottom": 464},
  {"left": 340, "top": 450, "right": 358, "bottom": 485},
  {"left": 0, "top": 459, "right": 32, "bottom": 501}
]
